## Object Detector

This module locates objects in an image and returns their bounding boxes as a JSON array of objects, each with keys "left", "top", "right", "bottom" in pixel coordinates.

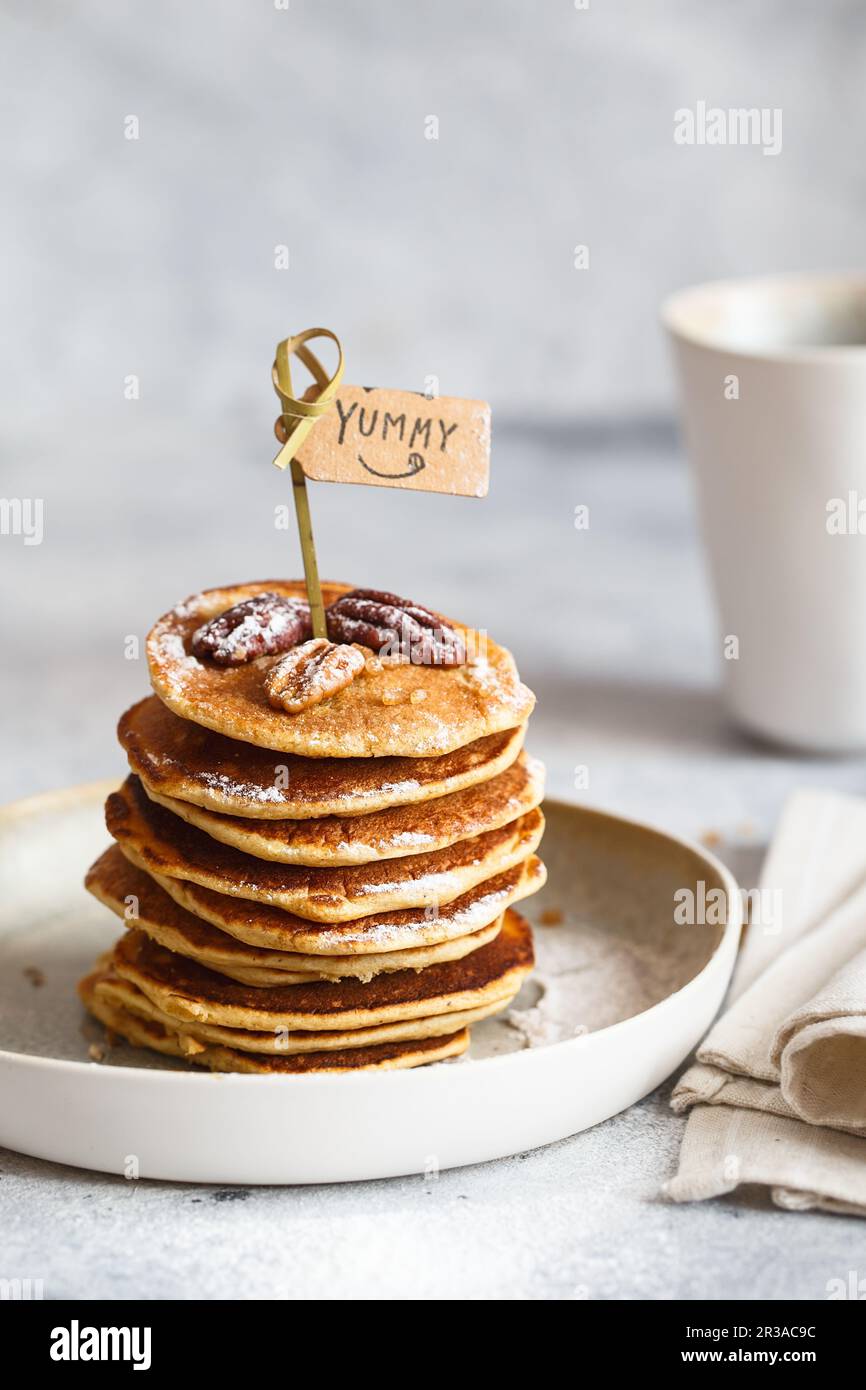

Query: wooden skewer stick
[
  {"left": 289, "top": 458, "right": 327, "bottom": 639},
  {"left": 271, "top": 329, "right": 345, "bottom": 640}
]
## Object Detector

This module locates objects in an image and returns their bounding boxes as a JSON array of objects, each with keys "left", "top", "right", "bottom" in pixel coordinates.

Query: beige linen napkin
[
  {"left": 772, "top": 949, "right": 866, "bottom": 1133},
  {"left": 666, "top": 790, "right": 866, "bottom": 1214}
]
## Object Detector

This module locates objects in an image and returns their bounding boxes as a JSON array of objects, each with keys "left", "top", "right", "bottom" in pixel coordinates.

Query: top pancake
[
  {"left": 119, "top": 697, "right": 526, "bottom": 820},
  {"left": 146, "top": 580, "right": 535, "bottom": 758}
]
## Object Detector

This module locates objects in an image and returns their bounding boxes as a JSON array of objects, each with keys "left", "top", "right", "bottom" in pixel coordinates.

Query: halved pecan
[
  {"left": 191, "top": 593, "right": 311, "bottom": 665},
  {"left": 326, "top": 588, "right": 466, "bottom": 666},
  {"left": 265, "top": 638, "right": 367, "bottom": 714}
]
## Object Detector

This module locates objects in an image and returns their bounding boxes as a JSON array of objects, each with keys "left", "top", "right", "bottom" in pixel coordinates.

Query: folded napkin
[
  {"left": 772, "top": 949, "right": 866, "bottom": 1134},
  {"left": 666, "top": 790, "right": 866, "bottom": 1215}
]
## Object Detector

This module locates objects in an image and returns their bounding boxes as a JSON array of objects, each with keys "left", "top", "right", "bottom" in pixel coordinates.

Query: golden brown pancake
[
  {"left": 107, "top": 774, "right": 545, "bottom": 923},
  {"left": 147, "top": 852, "right": 545, "bottom": 955},
  {"left": 91, "top": 969, "right": 506, "bottom": 1054},
  {"left": 146, "top": 580, "right": 535, "bottom": 758},
  {"left": 86, "top": 846, "right": 504, "bottom": 984},
  {"left": 110, "top": 910, "right": 533, "bottom": 1032},
  {"left": 120, "top": 696, "right": 526, "bottom": 820},
  {"left": 79, "top": 972, "right": 469, "bottom": 1073},
  {"left": 141, "top": 751, "right": 545, "bottom": 866}
]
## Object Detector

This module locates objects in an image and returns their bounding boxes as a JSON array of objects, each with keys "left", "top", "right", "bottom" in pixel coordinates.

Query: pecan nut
[
  {"left": 265, "top": 638, "right": 367, "bottom": 714},
  {"left": 191, "top": 593, "right": 311, "bottom": 665},
  {"left": 326, "top": 588, "right": 466, "bottom": 666}
]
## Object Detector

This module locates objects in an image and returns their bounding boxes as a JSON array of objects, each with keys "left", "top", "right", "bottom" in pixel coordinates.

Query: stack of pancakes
[{"left": 79, "top": 581, "right": 545, "bottom": 1073}]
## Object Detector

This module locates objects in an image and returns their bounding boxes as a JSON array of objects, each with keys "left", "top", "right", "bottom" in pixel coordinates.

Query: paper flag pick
[
  {"left": 295, "top": 385, "right": 490, "bottom": 498},
  {"left": 270, "top": 329, "right": 491, "bottom": 638}
]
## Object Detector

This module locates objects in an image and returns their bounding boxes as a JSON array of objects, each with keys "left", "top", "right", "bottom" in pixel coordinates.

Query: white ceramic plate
[{"left": 0, "top": 781, "right": 741, "bottom": 1184}]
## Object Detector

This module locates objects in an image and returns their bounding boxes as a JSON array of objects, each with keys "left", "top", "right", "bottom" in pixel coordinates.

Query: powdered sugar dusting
[
  {"left": 192, "top": 594, "right": 311, "bottom": 665},
  {"left": 146, "top": 581, "right": 535, "bottom": 757}
]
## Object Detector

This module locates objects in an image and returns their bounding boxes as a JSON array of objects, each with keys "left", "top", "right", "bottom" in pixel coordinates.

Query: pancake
[
  {"left": 148, "top": 852, "right": 545, "bottom": 955},
  {"left": 86, "top": 846, "right": 504, "bottom": 983},
  {"left": 109, "top": 908, "right": 534, "bottom": 1031},
  {"left": 146, "top": 580, "right": 535, "bottom": 758},
  {"left": 91, "top": 969, "right": 506, "bottom": 1054},
  {"left": 120, "top": 696, "right": 526, "bottom": 820},
  {"left": 80, "top": 972, "right": 469, "bottom": 1073},
  {"left": 107, "top": 774, "right": 545, "bottom": 922},
  {"left": 141, "top": 751, "right": 545, "bottom": 866}
]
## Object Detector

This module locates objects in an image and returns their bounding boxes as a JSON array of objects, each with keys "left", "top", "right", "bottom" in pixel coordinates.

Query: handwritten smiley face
[{"left": 358, "top": 451, "right": 426, "bottom": 480}]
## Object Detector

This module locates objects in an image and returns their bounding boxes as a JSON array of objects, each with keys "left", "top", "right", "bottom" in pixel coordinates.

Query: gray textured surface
[
  {"left": 2, "top": 0, "right": 866, "bottom": 421},
  {"left": 1, "top": 1092, "right": 860, "bottom": 1303}
]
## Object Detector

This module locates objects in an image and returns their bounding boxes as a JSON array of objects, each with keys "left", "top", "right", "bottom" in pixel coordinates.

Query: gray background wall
[
  {"left": 3, "top": 0, "right": 864, "bottom": 425},
  {"left": 3, "top": 0, "right": 866, "bottom": 807}
]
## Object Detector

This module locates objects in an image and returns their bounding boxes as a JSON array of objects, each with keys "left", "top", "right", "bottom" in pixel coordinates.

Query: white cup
[{"left": 663, "top": 272, "right": 866, "bottom": 752}]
